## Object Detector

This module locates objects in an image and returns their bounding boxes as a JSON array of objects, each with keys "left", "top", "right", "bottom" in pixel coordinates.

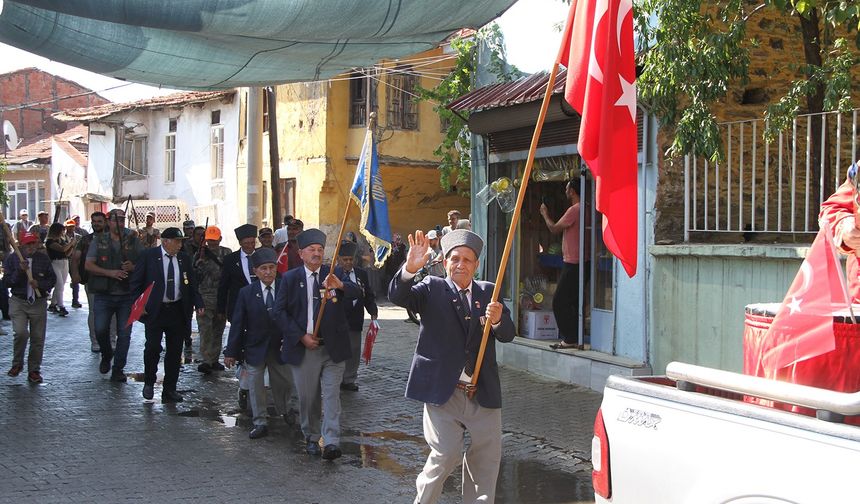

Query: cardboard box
[{"left": 521, "top": 310, "right": 558, "bottom": 340}]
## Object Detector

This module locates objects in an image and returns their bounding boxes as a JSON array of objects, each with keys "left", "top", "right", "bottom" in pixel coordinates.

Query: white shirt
[
  {"left": 240, "top": 250, "right": 254, "bottom": 283},
  {"left": 305, "top": 266, "right": 321, "bottom": 334},
  {"left": 273, "top": 227, "right": 289, "bottom": 246},
  {"left": 161, "top": 246, "right": 181, "bottom": 302}
]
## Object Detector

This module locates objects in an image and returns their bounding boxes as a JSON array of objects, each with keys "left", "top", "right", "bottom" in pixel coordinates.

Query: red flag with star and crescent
[
  {"left": 126, "top": 281, "right": 154, "bottom": 328},
  {"left": 560, "top": 0, "right": 638, "bottom": 277},
  {"left": 760, "top": 220, "right": 852, "bottom": 373}
]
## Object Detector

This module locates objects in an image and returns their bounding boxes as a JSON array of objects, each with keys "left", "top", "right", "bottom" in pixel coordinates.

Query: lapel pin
[
  {"left": 475, "top": 301, "right": 481, "bottom": 309},
  {"left": 300, "top": 282, "right": 305, "bottom": 288}
]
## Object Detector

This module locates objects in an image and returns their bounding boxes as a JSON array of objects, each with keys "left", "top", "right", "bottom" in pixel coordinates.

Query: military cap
[
  {"left": 182, "top": 219, "right": 195, "bottom": 228},
  {"left": 440, "top": 229, "right": 483, "bottom": 259},
  {"left": 161, "top": 227, "right": 186, "bottom": 240},
  {"left": 251, "top": 247, "right": 277, "bottom": 267},
  {"left": 338, "top": 240, "right": 357, "bottom": 257},
  {"left": 296, "top": 228, "right": 326, "bottom": 249},
  {"left": 234, "top": 224, "right": 258, "bottom": 241}
]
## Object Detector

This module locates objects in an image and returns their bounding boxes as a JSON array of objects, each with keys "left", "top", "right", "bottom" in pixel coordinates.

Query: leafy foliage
[
  {"left": 417, "top": 24, "right": 521, "bottom": 193},
  {"left": 0, "top": 161, "right": 7, "bottom": 207},
  {"left": 634, "top": 0, "right": 859, "bottom": 160}
]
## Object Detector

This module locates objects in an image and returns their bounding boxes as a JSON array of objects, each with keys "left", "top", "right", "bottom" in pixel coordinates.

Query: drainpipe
[{"left": 247, "top": 87, "right": 264, "bottom": 226}]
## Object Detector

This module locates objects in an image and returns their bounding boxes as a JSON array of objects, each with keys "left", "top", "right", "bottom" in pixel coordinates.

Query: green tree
[
  {"left": 0, "top": 160, "right": 7, "bottom": 208},
  {"left": 635, "top": 0, "right": 859, "bottom": 163},
  {"left": 418, "top": 24, "right": 521, "bottom": 193}
]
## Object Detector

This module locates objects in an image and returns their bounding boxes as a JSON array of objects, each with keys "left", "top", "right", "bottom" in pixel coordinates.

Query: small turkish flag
[
  {"left": 761, "top": 220, "right": 852, "bottom": 372},
  {"left": 126, "top": 282, "right": 154, "bottom": 328},
  {"left": 362, "top": 320, "right": 380, "bottom": 365},
  {"left": 560, "top": 0, "right": 638, "bottom": 277}
]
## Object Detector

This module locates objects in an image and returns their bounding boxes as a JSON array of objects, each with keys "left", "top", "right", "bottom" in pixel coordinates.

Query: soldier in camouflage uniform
[{"left": 194, "top": 226, "right": 231, "bottom": 374}]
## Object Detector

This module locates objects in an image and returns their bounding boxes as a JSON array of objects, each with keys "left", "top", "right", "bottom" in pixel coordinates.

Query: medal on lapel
[
  {"left": 182, "top": 271, "right": 189, "bottom": 285},
  {"left": 300, "top": 282, "right": 305, "bottom": 288}
]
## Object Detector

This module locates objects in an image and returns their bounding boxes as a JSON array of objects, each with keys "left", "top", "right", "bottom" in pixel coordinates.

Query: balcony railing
[{"left": 684, "top": 109, "right": 860, "bottom": 241}]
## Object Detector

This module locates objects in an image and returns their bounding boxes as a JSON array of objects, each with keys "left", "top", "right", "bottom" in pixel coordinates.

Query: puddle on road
[{"left": 496, "top": 459, "right": 594, "bottom": 503}]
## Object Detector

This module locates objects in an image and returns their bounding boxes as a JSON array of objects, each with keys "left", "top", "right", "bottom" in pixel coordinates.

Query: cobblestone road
[{"left": 0, "top": 290, "right": 601, "bottom": 503}]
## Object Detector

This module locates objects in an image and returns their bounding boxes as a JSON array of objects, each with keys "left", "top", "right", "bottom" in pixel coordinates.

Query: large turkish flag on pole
[{"left": 560, "top": 0, "right": 638, "bottom": 277}]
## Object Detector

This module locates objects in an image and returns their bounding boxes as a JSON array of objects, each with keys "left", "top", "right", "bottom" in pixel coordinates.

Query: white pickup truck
[{"left": 591, "top": 362, "right": 860, "bottom": 503}]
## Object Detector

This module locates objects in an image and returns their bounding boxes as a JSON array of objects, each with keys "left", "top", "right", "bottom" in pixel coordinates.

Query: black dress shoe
[
  {"left": 322, "top": 444, "right": 342, "bottom": 460},
  {"left": 142, "top": 384, "right": 154, "bottom": 400},
  {"left": 249, "top": 425, "right": 269, "bottom": 439},
  {"left": 210, "top": 362, "right": 225, "bottom": 371},
  {"left": 305, "top": 440, "right": 321, "bottom": 456},
  {"left": 109, "top": 371, "right": 127, "bottom": 383},
  {"left": 340, "top": 382, "right": 359, "bottom": 392},
  {"left": 99, "top": 355, "right": 112, "bottom": 374},
  {"left": 162, "top": 390, "right": 184, "bottom": 404},
  {"left": 197, "top": 362, "right": 212, "bottom": 375}
]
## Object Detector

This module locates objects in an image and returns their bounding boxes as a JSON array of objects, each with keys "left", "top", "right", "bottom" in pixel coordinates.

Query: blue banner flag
[{"left": 350, "top": 129, "right": 392, "bottom": 267}]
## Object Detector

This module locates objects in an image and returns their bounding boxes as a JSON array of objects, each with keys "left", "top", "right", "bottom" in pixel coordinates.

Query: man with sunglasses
[{"left": 85, "top": 208, "right": 143, "bottom": 383}]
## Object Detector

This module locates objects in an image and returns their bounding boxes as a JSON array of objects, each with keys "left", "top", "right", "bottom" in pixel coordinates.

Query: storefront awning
[{"left": 0, "top": 0, "right": 517, "bottom": 89}]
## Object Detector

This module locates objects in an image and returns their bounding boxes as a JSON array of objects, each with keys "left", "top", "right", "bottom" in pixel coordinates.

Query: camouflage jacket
[{"left": 194, "top": 245, "right": 231, "bottom": 298}]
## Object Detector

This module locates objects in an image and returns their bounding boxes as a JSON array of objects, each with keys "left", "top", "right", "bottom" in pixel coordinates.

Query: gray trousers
[
  {"left": 342, "top": 329, "right": 362, "bottom": 385},
  {"left": 290, "top": 346, "right": 345, "bottom": 445},
  {"left": 10, "top": 296, "right": 48, "bottom": 372},
  {"left": 85, "top": 284, "right": 116, "bottom": 350},
  {"left": 197, "top": 296, "right": 226, "bottom": 364},
  {"left": 415, "top": 390, "right": 503, "bottom": 504},
  {"left": 245, "top": 347, "right": 295, "bottom": 426}
]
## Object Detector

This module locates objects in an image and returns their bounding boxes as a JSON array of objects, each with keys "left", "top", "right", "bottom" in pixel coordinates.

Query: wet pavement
[{"left": 0, "top": 287, "right": 601, "bottom": 503}]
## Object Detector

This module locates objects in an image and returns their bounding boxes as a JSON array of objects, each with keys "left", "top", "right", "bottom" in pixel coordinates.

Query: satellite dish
[{"left": 3, "top": 120, "right": 21, "bottom": 151}]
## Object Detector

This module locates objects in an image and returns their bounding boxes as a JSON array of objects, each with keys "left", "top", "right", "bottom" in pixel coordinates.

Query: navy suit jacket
[
  {"left": 224, "top": 277, "right": 284, "bottom": 366},
  {"left": 274, "top": 264, "right": 360, "bottom": 366},
  {"left": 130, "top": 246, "right": 203, "bottom": 323},
  {"left": 216, "top": 249, "right": 254, "bottom": 321},
  {"left": 388, "top": 268, "right": 515, "bottom": 409},
  {"left": 333, "top": 265, "right": 378, "bottom": 331}
]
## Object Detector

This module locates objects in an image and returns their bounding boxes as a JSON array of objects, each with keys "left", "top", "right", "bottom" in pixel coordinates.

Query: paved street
[{"left": 0, "top": 288, "right": 601, "bottom": 503}]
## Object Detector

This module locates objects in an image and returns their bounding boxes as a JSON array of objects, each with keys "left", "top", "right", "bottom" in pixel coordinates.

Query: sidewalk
[{"left": 0, "top": 291, "right": 601, "bottom": 503}]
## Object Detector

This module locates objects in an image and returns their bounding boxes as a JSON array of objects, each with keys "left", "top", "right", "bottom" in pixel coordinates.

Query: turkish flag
[
  {"left": 126, "top": 281, "right": 154, "bottom": 328},
  {"left": 760, "top": 221, "right": 852, "bottom": 373},
  {"left": 362, "top": 320, "right": 380, "bottom": 365},
  {"left": 560, "top": 0, "right": 638, "bottom": 277}
]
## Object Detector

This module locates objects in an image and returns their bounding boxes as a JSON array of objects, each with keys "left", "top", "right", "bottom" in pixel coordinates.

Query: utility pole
[{"left": 247, "top": 87, "right": 264, "bottom": 226}]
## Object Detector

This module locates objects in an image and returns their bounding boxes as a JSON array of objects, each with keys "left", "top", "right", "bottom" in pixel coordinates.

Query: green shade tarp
[{"left": 0, "top": 0, "right": 516, "bottom": 89}]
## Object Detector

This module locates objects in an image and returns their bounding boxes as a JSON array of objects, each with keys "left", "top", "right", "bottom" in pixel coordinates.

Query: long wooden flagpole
[
  {"left": 311, "top": 112, "right": 377, "bottom": 339},
  {"left": 0, "top": 213, "right": 42, "bottom": 297},
  {"left": 467, "top": 30, "right": 572, "bottom": 397}
]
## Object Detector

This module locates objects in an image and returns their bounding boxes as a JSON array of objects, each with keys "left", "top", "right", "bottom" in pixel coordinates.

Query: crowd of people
[{"left": 1, "top": 205, "right": 516, "bottom": 503}]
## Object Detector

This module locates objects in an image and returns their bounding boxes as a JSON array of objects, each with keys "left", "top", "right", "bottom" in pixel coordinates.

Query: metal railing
[{"left": 684, "top": 109, "right": 860, "bottom": 241}]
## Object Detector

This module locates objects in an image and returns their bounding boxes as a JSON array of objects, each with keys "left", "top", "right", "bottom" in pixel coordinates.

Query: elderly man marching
[
  {"left": 274, "top": 229, "right": 360, "bottom": 460},
  {"left": 389, "top": 229, "right": 515, "bottom": 504},
  {"left": 194, "top": 226, "right": 231, "bottom": 374}
]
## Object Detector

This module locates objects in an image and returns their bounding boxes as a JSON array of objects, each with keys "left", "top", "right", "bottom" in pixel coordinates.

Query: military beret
[
  {"left": 297, "top": 228, "right": 326, "bottom": 249},
  {"left": 251, "top": 247, "right": 277, "bottom": 267},
  {"left": 161, "top": 227, "right": 186, "bottom": 240},
  {"left": 440, "top": 229, "right": 483, "bottom": 259},
  {"left": 338, "top": 240, "right": 357, "bottom": 257},
  {"left": 234, "top": 224, "right": 258, "bottom": 241},
  {"left": 182, "top": 220, "right": 195, "bottom": 228}
]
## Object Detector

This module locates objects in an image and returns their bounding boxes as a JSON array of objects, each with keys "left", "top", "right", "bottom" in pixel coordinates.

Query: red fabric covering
[
  {"left": 819, "top": 178, "right": 860, "bottom": 302},
  {"left": 126, "top": 282, "right": 154, "bottom": 327},
  {"left": 362, "top": 320, "right": 379, "bottom": 365},
  {"left": 744, "top": 311, "right": 860, "bottom": 424}
]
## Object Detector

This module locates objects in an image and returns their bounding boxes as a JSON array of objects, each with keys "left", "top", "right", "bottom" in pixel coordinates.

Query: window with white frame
[
  {"left": 120, "top": 136, "right": 148, "bottom": 177},
  {"left": 3, "top": 180, "right": 45, "bottom": 224},
  {"left": 165, "top": 119, "right": 176, "bottom": 183},
  {"left": 211, "top": 110, "right": 224, "bottom": 179}
]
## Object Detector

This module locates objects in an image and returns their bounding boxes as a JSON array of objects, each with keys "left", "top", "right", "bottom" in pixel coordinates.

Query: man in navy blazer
[
  {"left": 224, "top": 248, "right": 293, "bottom": 439},
  {"left": 333, "top": 240, "right": 378, "bottom": 392},
  {"left": 389, "top": 229, "right": 515, "bottom": 504},
  {"left": 274, "top": 228, "right": 360, "bottom": 460},
  {"left": 130, "top": 227, "right": 204, "bottom": 404}
]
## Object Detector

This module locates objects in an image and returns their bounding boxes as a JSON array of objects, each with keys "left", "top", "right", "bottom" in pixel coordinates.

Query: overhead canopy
[{"left": 0, "top": 0, "right": 516, "bottom": 90}]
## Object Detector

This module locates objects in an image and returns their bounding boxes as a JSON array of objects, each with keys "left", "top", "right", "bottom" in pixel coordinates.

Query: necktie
[
  {"left": 166, "top": 255, "right": 176, "bottom": 301},
  {"left": 246, "top": 254, "right": 255, "bottom": 282},
  {"left": 458, "top": 288, "right": 471, "bottom": 321},
  {"left": 265, "top": 285, "right": 273, "bottom": 311},
  {"left": 312, "top": 271, "right": 321, "bottom": 320},
  {"left": 26, "top": 258, "right": 35, "bottom": 304}
]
